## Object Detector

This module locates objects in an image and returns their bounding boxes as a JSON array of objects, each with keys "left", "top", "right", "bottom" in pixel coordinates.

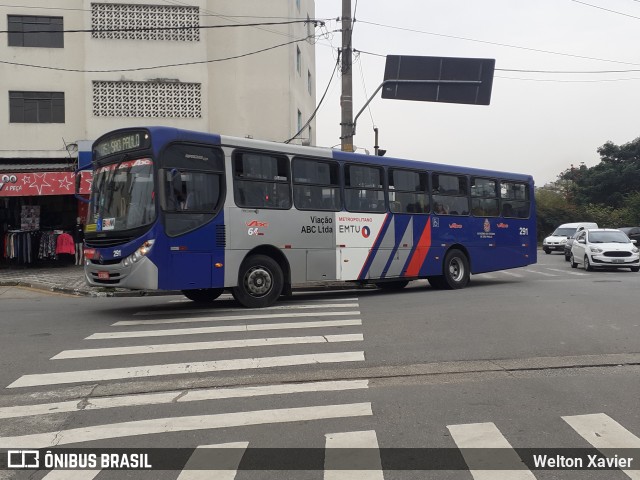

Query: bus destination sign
[{"left": 94, "top": 131, "right": 149, "bottom": 160}]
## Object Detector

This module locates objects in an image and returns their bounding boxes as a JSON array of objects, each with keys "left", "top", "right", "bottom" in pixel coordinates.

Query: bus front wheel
[
  {"left": 182, "top": 288, "right": 224, "bottom": 303},
  {"left": 232, "top": 255, "right": 283, "bottom": 308},
  {"left": 432, "top": 249, "right": 470, "bottom": 289}
]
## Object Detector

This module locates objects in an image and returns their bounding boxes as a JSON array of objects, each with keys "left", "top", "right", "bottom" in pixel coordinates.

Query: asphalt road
[{"left": 1, "top": 252, "right": 639, "bottom": 479}]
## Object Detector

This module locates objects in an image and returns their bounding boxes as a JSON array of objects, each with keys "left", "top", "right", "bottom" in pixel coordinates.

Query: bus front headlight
[{"left": 123, "top": 240, "right": 155, "bottom": 267}]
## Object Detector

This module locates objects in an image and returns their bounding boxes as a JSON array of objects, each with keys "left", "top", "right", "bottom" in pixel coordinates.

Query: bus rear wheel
[
  {"left": 182, "top": 288, "right": 224, "bottom": 303},
  {"left": 232, "top": 255, "right": 283, "bottom": 308},
  {"left": 439, "top": 249, "right": 470, "bottom": 289}
]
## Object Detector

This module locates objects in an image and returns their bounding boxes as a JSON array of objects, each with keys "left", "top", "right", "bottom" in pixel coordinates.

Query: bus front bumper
[{"left": 85, "top": 256, "right": 159, "bottom": 290}]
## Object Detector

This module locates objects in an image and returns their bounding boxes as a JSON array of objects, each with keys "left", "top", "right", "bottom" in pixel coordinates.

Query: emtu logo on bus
[{"left": 361, "top": 226, "right": 371, "bottom": 238}]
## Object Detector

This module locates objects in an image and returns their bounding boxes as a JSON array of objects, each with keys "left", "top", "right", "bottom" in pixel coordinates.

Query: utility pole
[{"left": 340, "top": 0, "right": 353, "bottom": 152}]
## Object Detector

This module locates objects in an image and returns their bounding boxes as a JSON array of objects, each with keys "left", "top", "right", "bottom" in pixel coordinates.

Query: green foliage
[
  {"left": 541, "top": 136, "right": 640, "bottom": 235},
  {"left": 535, "top": 188, "right": 578, "bottom": 240}
]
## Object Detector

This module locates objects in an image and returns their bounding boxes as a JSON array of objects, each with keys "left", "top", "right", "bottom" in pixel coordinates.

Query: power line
[
  {"left": 0, "top": 34, "right": 318, "bottom": 73},
  {"left": 354, "top": 49, "right": 640, "bottom": 81},
  {"left": 496, "top": 75, "right": 640, "bottom": 82},
  {"left": 568, "top": 0, "right": 640, "bottom": 20},
  {"left": 0, "top": 19, "right": 325, "bottom": 35},
  {"left": 158, "top": 0, "right": 308, "bottom": 41},
  {"left": 0, "top": 3, "right": 317, "bottom": 19},
  {"left": 285, "top": 53, "right": 341, "bottom": 144},
  {"left": 357, "top": 20, "right": 640, "bottom": 67}
]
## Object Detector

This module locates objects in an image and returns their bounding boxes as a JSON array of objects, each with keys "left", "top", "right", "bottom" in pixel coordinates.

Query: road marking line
[
  {"left": 53, "top": 334, "right": 364, "bottom": 359},
  {"left": 324, "top": 430, "right": 384, "bottom": 480},
  {"left": 117, "top": 310, "right": 361, "bottom": 326},
  {"left": 139, "top": 302, "right": 359, "bottom": 314},
  {"left": 0, "top": 402, "right": 373, "bottom": 448},
  {"left": 546, "top": 268, "right": 588, "bottom": 276},
  {"left": 87, "top": 319, "right": 362, "bottom": 340},
  {"left": 177, "top": 442, "right": 248, "bottom": 480},
  {"left": 0, "top": 379, "right": 369, "bottom": 419},
  {"left": 475, "top": 273, "right": 496, "bottom": 279},
  {"left": 563, "top": 413, "right": 640, "bottom": 480},
  {"left": 522, "top": 269, "right": 557, "bottom": 277},
  {"left": 498, "top": 271, "right": 523, "bottom": 278},
  {"left": 447, "top": 422, "right": 536, "bottom": 480},
  {"left": 7, "top": 351, "right": 365, "bottom": 388}
]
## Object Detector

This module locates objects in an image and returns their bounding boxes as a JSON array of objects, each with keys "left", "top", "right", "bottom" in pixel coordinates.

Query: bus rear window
[{"left": 500, "top": 181, "right": 530, "bottom": 218}]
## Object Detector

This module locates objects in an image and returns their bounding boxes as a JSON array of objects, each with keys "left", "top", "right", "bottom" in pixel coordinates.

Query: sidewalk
[
  {"left": 0, "top": 264, "right": 369, "bottom": 298},
  {"left": 0, "top": 264, "right": 157, "bottom": 297}
]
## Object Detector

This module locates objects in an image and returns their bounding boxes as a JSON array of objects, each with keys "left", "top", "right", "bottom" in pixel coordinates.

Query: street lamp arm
[{"left": 351, "top": 78, "right": 482, "bottom": 136}]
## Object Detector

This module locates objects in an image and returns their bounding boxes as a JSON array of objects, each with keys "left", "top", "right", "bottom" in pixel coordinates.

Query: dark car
[
  {"left": 618, "top": 227, "right": 640, "bottom": 244},
  {"left": 564, "top": 231, "right": 581, "bottom": 261}
]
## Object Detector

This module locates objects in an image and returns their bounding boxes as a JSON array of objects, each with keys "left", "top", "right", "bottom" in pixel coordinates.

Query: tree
[{"left": 568, "top": 137, "right": 640, "bottom": 207}]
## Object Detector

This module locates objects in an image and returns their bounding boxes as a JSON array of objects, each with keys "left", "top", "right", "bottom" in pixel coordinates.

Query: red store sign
[{"left": 0, "top": 171, "right": 93, "bottom": 197}]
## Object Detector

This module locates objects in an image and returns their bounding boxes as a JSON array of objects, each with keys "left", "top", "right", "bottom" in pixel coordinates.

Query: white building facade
[{"left": 0, "top": 0, "right": 316, "bottom": 263}]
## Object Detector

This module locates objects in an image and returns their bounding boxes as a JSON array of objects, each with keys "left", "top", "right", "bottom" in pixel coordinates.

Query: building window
[
  {"left": 9, "top": 91, "right": 65, "bottom": 123},
  {"left": 8, "top": 15, "right": 63, "bottom": 48},
  {"left": 308, "top": 70, "right": 312, "bottom": 94},
  {"left": 296, "top": 46, "right": 301, "bottom": 75},
  {"left": 91, "top": 3, "right": 199, "bottom": 42},
  {"left": 296, "top": 0, "right": 301, "bottom": 12},
  {"left": 307, "top": 14, "right": 312, "bottom": 40},
  {"left": 92, "top": 81, "right": 201, "bottom": 118},
  {"left": 297, "top": 110, "right": 303, "bottom": 132}
]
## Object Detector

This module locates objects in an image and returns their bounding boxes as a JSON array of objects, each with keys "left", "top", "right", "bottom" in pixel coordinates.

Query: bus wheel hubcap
[
  {"left": 449, "top": 259, "right": 463, "bottom": 281},
  {"left": 246, "top": 267, "right": 272, "bottom": 296}
]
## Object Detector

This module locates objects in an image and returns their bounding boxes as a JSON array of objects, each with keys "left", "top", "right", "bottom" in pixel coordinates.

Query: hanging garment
[{"left": 55, "top": 233, "right": 76, "bottom": 255}]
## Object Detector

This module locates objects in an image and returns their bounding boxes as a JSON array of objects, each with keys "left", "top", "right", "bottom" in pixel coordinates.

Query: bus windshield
[{"left": 90, "top": 158, "right": 156, "bottom": 231}]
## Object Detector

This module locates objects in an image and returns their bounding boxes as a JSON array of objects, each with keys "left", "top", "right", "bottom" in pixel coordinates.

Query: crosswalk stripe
[
  {"left": 52, "top": 333, "right": 364, "bottom": 359},
  {"left": 546, "top": 268, "right": 588, "bottom": 276},
  {"left": 447, "top": 422, "right": 536, "bottom": 480},
  {"left": 324, "top": 430, "right": 384, "bottom": 480},
  {"left": 0, "top": 402, "right": 373, "bottom": 448},
  {"left": 42, "top": 471, "right": 100, "bottom": 480},
  {"left": 116, "top": 310, "right": 361, "bottom": 326},
  {"left": 522, "top": 269, "right": 557, "bottom": 277},
  {"left": 7, "top": 351, "right": 365, "bottom": 388},
  {"left": 563, "top": 413, "right": 640, "bottom": 480},
  {"left": 0, "top": 379, "right": 369, "bottom": 419},
  {"left": 136, "top": 302, "right": 360, "bottom": 315},
  {"left": 498, "top": 271, "right": 523, "bottom": 278},
  {"left": 177, "top": 442, "right": 248, "bottom": 480},
  {"left": 87, "top": 319, "right": 362, "bottom": 340},
  {"left": 475, "top": 273, "right": 496, "bottom": 279}
]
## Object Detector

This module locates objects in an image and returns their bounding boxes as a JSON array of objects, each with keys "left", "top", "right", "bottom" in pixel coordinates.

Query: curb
[{"left": 0, "top": 280, "right": 374, "bottom": 298}]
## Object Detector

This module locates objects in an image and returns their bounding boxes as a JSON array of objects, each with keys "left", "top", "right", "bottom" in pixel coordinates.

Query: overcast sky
[{"left": 312, "top": 0, "right": 640, "bottom": 186}]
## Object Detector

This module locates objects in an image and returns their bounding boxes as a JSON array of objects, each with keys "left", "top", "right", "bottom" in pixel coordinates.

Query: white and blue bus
[{"left": 83, "top": 126, "right": 536, "bottom": 307}]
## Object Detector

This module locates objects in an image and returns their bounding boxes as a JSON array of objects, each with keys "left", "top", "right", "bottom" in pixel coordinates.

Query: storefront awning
[{"left": 0, "top": 171, "right": 92, "bottom": 197}]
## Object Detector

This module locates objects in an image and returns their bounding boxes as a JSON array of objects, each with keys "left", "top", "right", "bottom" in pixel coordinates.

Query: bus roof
[{"left": 123, "top": 126, "right": 533, "bottom": 183}]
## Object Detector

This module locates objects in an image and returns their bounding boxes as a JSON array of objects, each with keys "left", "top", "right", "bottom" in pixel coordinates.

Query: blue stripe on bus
[
  {"left": 380, "top": 214, "right": 412, "bottom": 278},
  {"left": 358, "top": 213, "right": 392, "bottom": 280}
]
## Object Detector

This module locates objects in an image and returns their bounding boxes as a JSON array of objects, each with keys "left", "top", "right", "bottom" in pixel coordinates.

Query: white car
[
  {"left": 542, "top": 222, "right": 598, "bottom": 254},
  {"left": 570, "top": 228, "right": 640, "bottom": 272}
]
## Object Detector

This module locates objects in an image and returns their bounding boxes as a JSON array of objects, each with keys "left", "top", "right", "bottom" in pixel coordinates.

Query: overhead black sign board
[{"left": 382, "top": 55, "right": 495, "bottom": 105}]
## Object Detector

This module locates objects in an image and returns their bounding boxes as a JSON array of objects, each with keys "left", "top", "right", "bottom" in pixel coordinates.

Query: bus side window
[{"left": 233, "top": 151, "right": 291, "bottom": 209}]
